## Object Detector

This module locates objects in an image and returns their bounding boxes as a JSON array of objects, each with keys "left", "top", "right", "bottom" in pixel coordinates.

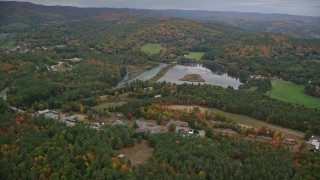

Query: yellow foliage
[
  {"left": 80, "top": 104, "right": 84, "bottom": 113},
  {"left": 199, "top": 170, "right": 206, "bottom": 177},
  {"left": 121, "top": 164, "right": 129, "bottom": 172}
]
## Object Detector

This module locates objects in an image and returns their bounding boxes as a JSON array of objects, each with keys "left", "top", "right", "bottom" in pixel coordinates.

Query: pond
[
  {"left": 157, "top": 64, "right": 242, "bottom": 89},
  {"left": 116, "top": 63, "right": 167, "bottom": 88}
]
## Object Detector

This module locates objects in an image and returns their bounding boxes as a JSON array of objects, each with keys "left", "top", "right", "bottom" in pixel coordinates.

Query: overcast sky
[{"left": 4, "top": 0, "right": 320, "bottom": 16}]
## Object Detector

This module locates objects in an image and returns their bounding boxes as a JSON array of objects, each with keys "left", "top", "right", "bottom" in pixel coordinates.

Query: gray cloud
[{"left": 2, "top": 0, "right": 320, "bottom": 16}]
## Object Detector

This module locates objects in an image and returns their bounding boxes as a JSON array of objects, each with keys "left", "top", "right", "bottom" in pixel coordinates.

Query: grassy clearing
[
  {"left": 248, "top": 86, "right": 258, "bottom": 92},
  {"left": 0, "top": 41, "right": 15, "bottom": 50},
  {"left": 116, "top": 140, "right": 154, "bottom": 166},
  {"left": 0, "top": 35, "right": 16, "bottom": 50},
  {"left": 185, "top": 52, "right": 205, "bottom": 60},
  {"left": 267, "top": 79, "right": 320, "bottom": 109},
  {"left": 170, "top": 105, "right": 304, "bottom": 137},
  {"left": 140, "top": 43, "right": 164, "bottom": 55}
]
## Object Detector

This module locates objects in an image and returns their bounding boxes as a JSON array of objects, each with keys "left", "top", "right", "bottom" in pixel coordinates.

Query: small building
[
  {"left": 66, "top": 57, "right": 82, "bottom": 62},
  {"left": 38, "top": 109, "right": 50, "bottom": 115},
  {"left": 37, "top": 109, "right": 58, "bottom": 120},
  {"left": 308, "top": 136, "right": 320, "bottom": 150},
  {"left": 89, "top": 122, "right": 100, "bottom": 129},
  {"left": 112, "top": 120, "right": 125, "bottom": 127},
  {"left": 118, "top": 154, "right": 125, "bottom": 159},
  {"left": 66, "top": 117, "right": 76, "bottom": 123},
  {"left": 143, "top": 87, "right": 154, "bottom": 92},
  {"left": 154, "top": 95, "right": 161, "bottom": 98}
]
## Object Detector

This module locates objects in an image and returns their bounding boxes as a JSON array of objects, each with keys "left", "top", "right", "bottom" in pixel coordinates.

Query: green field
[
  {"left": 0, "top": 40, "right": 15, "bottom": 50},
  {"left": 0, "top": 34, "right": 16, "bottom": 50},
  {"left": 185, "top": 52, "right": 205, "bottom": 60},
  {"left": 267, "top": 79, "right": 320, "bottom": 109},
  {"left": 140, "top": 43, "right": 164, "bottom": 55}
]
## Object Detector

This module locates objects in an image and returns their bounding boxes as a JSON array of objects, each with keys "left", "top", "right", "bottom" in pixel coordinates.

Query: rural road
[
  {"left": 1, "top": 87, "right": 26, "bottom": 113},
  {"left": 0, "top": 87, "right": 8, "bottom": 100}
]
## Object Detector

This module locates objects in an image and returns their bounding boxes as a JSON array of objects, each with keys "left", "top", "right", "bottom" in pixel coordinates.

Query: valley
[{"left": 0, "top": 1, "right": 319, "bottom": 179}]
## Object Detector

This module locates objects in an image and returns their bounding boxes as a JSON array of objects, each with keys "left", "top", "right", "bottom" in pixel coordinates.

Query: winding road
[
  {"left": 0, "top": 87, "right": 8, "bottom": 100},
  {"left": 1, "top": 87, "right": 25, "bottom": 113}
]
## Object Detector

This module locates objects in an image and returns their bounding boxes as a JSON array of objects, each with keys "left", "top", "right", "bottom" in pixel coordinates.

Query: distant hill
[
  {"left": 151, "top": 10, "right": 320, "bottom": 39},
  {"left": 0, "top": 1, "right": 320, "bottom": 38},
  {"left": 1, "top": 1, "right": 319, "bottom": 38}
]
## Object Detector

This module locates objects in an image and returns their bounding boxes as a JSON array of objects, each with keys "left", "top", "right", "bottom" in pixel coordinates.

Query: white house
[
  {"left": 308, "top": 136, "right": 320, "bottom": 150},
  {"left": 154, "top": 95, "right": 161, "bottom": 98}
]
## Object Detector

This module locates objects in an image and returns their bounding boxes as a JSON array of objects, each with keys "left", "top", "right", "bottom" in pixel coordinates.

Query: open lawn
[
  {"left": 267, "top": 79, "right": 320, "bottom": 109},
  {"left": 0, "top": 40, "right": 15, "bottom": 50},
  {"left": 116, "top": 140, "right": 154, "bottom": 166},
  {"left": 185, "top": 52, "right": 205, "bottom": 60},
  {"left": 140, "top": 43, "right": 164, "bottom": 55},
  {"left": 0, "top": 34, "right": 16, "bottom": 50}
]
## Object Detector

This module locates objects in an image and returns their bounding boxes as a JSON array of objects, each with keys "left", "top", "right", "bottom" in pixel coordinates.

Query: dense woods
[
  {"left": 113, "top": 80, "right": 320, "bottom": 134},
  {"left": 0, "top": 110, "right": 135, "bottom": 179},
  {"left": 1, "top": 2, "right": 320, "bottom": 179},
  {"left": 0, "top": 106, "right": 319, "bottom": 179}
]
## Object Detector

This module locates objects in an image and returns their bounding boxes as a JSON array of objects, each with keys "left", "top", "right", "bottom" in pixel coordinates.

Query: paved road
[
  {"left": 0, "top": 87, "right": 8, "bottom": 100},
  {"left": 1, "top": 87, "right": 25, "bottom": 113}
]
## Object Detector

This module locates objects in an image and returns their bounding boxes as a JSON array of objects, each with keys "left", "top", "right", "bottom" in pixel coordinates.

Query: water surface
[
  {"left": 157, "top": 64, "right": 242, "bottom": 89},
  {"left": 116, "top": 63, "right": 167, "bottom": 88}
]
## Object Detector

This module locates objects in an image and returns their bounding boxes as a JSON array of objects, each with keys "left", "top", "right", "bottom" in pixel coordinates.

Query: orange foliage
[
  {"left": 0, "top": 62, "right": 13, "bottom": 72},
  {"left": 85, "top": 59, "right": 105, "bottom": 66}
]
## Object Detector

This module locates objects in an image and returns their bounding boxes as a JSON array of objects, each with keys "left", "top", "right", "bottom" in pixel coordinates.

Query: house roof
[
  {"left": 38, "top": 109, "right": 50, "bottom": 114},
  {"left": 112, "top": 120, "right": 125, "bottom": 126},
  {"left": 309, "top": 139, "right": 319, "bottom": 150},
  {"left": 118, "top": 154, "right": 125, "bottom": 158}
]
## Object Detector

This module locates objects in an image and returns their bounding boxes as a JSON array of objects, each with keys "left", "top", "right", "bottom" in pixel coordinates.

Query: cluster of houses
[
  {"left": 126, "top": 119, "right": 205, "bottom": 137},
  {"left": 36, "top": 109, "right": 100, "bottom": 129},
  {"left": 66, "top": 57, "right": 82, "bottom": 62},
  {"left": 249, "top": 75, "right": 266, "bottom": 79},
  {"left": 36, "top": 109, "right": 59, "bottom": 120}
]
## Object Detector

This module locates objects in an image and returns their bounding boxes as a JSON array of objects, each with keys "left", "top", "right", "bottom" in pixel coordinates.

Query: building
[
  {"left": 308, "top": 136, "right": 320, "bottom": 150},
  {"left": 37, "top": 109, "right": 59, "bottom": 120},
  {"left": 112, "top": 119, "right": 126, "bottom": 127},
  {"left": 89, "top": 122, "right": 100, "bottom": 129},
  {"left": 118, "top": 154, "right": 125, "bottom": 159},
  {"left": 154, "top": 95, "right": 162, "bottom": 98}
]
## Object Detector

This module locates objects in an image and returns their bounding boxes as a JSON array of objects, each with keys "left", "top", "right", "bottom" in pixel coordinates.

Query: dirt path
[{"left": 170, "top": 105, "right": 304, "bottom": 138}]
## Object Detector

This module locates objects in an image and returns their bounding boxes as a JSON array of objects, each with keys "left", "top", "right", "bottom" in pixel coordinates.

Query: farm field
[
  {"left": 267, "top": 79, "right": 320, "bottom": 109},
  {"left": 140, "top": 43, "right": 164, "bottom": 55},
  {"left": 185, "top": 52, "right": 205, "bottom": 60}
]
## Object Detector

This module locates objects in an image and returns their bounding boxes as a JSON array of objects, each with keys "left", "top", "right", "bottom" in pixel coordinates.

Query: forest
[
  {"left": 0, "top": 1, "right": 320, "bottom": 179},
  {"left": 0, "top": 102, "right": 319, "bottom": 179}
]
